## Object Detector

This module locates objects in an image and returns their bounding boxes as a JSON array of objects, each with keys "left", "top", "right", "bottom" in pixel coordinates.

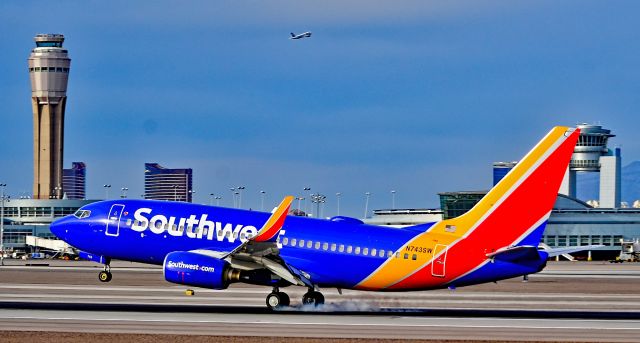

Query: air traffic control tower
[
  {"left": 28, "top": 34, "right": 71, "bottom": 199},
  {"left": 559, "top": 124, "right": 621, "bottom": 208}
]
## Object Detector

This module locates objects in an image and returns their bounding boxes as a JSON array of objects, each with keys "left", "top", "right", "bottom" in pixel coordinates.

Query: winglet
[{"left": 253, "top": 195, "right": 294, "bottom": 242}]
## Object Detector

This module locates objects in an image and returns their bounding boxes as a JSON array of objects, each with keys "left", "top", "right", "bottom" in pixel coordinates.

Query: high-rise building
[
  {"left": 492, "top": 161, "right": 517, "bottom": 186},
  {"left": 28, "top": 34, "right": 71, "bottom": 199},
  {"left": 144, "top": 163, "right": 193, "bottom": 202},
  {"left": 63, "top": 162, "right": 86, "bottom": 200}
]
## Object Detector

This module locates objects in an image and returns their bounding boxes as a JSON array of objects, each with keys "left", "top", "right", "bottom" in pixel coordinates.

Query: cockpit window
[{"left": 74, "top": 209, "right": 91, "bottom": 219}]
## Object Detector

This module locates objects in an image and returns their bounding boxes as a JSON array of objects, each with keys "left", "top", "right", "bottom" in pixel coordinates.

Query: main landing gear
[
  {"left": 98, "top": 264, "right": 112, "bottom": 283},
  {"left": 265, "top": 287, "right": 325, "bottom": 310},
  {"left": 302, "top": 289, "right": 324, "bottom": 307},
  {"left": 266, "top": 287, "right": 290, "bottom": 309}
]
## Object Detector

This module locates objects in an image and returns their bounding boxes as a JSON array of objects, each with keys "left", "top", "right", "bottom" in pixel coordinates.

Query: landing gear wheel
[
  {"left": 302, "top": 291, "right": 324, "bottom": 307},
  {"left": 98, "top": 270, "right": 112, "bottom": 282},
  {"left": 266, "top": 292, "right": 290, "bottom": 309}
]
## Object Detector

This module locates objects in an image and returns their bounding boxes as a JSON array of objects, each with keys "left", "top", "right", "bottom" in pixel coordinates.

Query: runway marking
[
  {"left": 3, "top": 293, "right": 640, "bottom": 308},
  {"left": 2, "top": 313, "right": 640, "bottom": 331},
  {"left": 2, "top": 283, "right": 640, "bottom": 299}
]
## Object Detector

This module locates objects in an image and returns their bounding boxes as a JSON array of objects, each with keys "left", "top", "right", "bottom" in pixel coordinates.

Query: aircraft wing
[{"left": 189, "top": 196, "right": 310, "bottom": 286}]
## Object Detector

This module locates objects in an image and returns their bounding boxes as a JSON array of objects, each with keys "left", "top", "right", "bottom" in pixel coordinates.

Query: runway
[{"left": 1, "top": 260, "right": 640, "bottom": 342}]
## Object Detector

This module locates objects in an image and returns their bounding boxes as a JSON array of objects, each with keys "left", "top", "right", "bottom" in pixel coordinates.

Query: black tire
[
  {"left": 302, "top": 291, "right": 324, "bottom": 306},
  {"left": 266, "top": 292, "right": 288, "bottom": 309},
  {"left": 98, "top": 271, "right": 112, "bottom": 282},
  {"left": 277, "top": 292, "right": 290, "bottom": 307}
]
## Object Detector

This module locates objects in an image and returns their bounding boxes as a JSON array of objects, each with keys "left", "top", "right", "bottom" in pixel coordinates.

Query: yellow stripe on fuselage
[{"left": 355, "top": 127, "right": 569, "bottom": 290}]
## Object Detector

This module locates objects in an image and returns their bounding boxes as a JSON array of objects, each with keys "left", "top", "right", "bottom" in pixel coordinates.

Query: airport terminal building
[{"left": 1, "top": 199, "right": 96, "bottom": 252}]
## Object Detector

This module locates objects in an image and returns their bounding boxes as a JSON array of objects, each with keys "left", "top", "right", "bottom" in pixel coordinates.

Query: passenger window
[
  {"left": 387, "top": 251, "right": 393, "bottom": 258},
  {"left": 403, "top": 253, "right": 409, "bottom": 259},
  {"left": 330, "top": 243, "right": 337, "bottom": 251},
  {"left": 347, "top": 246, "right": 353, "bottom": 253},
  {"left": 355, "top": 247, "right": 361, "bottom": 254},
  {"left": 180, "top": 225, "right": 185, "bottom": 233},
  {"left": 283, "top": 237, "right": 289, "bottom": 245},
  {"left": 307, "top": 241, "right": 312, "bottom": 248},
  {"left": 133, "top": 220, "right": 139, "bottom": 226},
  {"left": 363, "top": 248, "right": 369, "bottom": 255},
  {"left": 339, "top": 244, "right": 345, "bottom": 252},
  {"left": 371, "top": 248, "right": 377, "bottom": 256},
  {"left": 412, "top": 254, "right": 417, "bottom": 260},
  {"left": 395, "top": 252, "right": 400, "bottom": 258},
  {"left": 172, "top": 224, "right": 177, "bottom": 232},
  {"left": 291, "top": 238, "right": 297, "bottom": 246},
  {"left": 299, "top": 240, "right": 304, "bottom": 247},
  {"left": 379, "top": 250, "right": 385, "bottom": 258},
  {"left": 314, "top": 242, "right": 320, "bottom": 249},
  {"left": 125, "top": 219, "right": 132, "bottom": 226},
  {"left": 322, "top": 243, "right": 328, "bottom": 250}
]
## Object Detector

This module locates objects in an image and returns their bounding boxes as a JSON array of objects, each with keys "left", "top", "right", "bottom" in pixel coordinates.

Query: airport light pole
[
  {"left": 260, "top": 190, "right": 266, "bottom": 211},
  {"left": 188, "top": 190, "right": 195, "bottom": 203},
  {"left": 391, "top": 190, "right": 396, "bottom": 209},
  {"left": 173, "top": 185, "right": 178, "bottom": 201},
  {"left": 336, "top": 192, "right": 341, "bottom": 216},
  {"left": 0, "top": 183, "right": 6, "bottom": 266},
  {"left": 121, "top": 187, "right": 128, "bottom": 199},
  {"left": 237, "top": 186, "right": 245, "bottom": 208},
  {"left": 103, "top": 184, "right": 111, "bottom": 199},
  {"left": 296, "top": 197, "right": 304, "bottom": 214},
  {"left": 209, "top": 193, "right": 215, "bottom": 206},
  {"left": 229, "top": 188, "right": 236, "bottom": 207},
  {"left": 303, "top": 187, "right": 311, "bottom": 214},
  {"left": 215, "top": 196, "right": 222, "bottom": 206},
  {"left": 311, "top": 193, "right": 326, "bottom": 218},
  {"left": 364, "top": 192, "right": 371, "bottom": 219}
]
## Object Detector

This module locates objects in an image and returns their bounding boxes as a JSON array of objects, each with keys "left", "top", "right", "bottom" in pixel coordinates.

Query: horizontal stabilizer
[{"left": 486, "top": 245, "right": 540, "bottom": 262}]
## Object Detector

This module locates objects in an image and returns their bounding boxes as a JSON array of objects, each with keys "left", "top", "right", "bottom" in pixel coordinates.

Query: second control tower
[
  {"left": 559, "top": 124, "right": 621, "bottom": 208},
  {"left": 28, "top": 34, "right": 71, "bottom": 199}
]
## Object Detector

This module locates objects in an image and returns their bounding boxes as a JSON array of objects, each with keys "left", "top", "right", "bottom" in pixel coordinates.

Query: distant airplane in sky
[
  {"left": 50, "top": 126, "right": 599, "bottom": 310},
  {"left": 290, "top": 32, "right": 312, "bottom": 40}
]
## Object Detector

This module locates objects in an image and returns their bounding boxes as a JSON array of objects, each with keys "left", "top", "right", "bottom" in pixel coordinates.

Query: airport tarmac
[{"left": 0, "top": 260, "right": 639, "bottom": 342}]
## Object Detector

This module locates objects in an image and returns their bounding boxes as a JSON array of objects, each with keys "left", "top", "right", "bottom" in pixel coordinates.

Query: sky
[{"left": 1, "top": 1, "right": 639, "bottom": 217}]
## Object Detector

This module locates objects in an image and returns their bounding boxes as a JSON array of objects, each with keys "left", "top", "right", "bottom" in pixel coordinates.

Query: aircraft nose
[{"left": 50, "top": 216, "right": 70, "bottom": 240}]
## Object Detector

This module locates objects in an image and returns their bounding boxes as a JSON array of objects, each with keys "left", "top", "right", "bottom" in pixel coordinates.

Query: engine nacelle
[{"left": 163, "top": 251, "right": 231, "bottom": 289}]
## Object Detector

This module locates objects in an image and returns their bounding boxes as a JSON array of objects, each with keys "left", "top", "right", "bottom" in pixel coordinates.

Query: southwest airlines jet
[{"left": 51, "top": 126, "right": 587, "bottom": 309}]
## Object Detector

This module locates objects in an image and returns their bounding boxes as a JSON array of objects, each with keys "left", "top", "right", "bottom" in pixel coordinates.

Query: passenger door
[{"left": 105, "top": 204, "right": 125, "bottom": 237}]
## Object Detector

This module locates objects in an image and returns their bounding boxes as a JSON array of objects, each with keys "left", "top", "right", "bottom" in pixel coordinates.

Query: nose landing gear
[{"left": 98, "top": 264, "right": 112, "bottom": 282}]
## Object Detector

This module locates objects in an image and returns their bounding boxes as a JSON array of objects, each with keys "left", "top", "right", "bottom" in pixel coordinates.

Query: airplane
[
  {"left": 50, "top": 126, "right": 596, "bottom": 310},
  {"left": 290, "top": 32, "right": 312, "bottom": 40}
]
